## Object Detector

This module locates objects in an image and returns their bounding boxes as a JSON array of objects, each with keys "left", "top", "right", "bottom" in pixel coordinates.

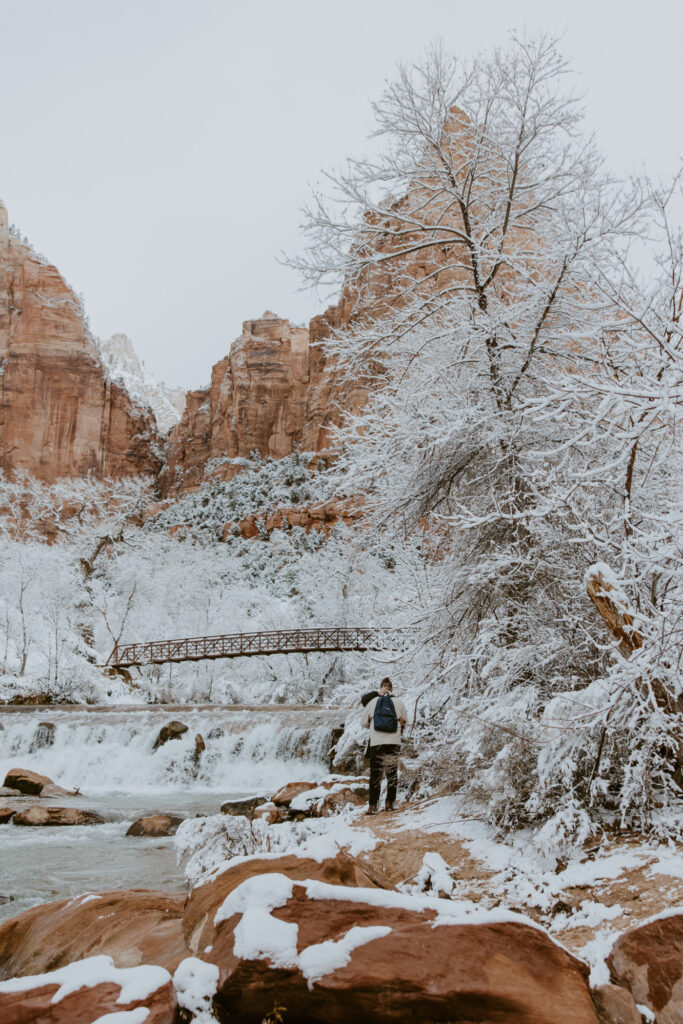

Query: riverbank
[
  {"left": 3, "top": 779, "right": 682, "bottom": 1022},
  {"left": 2, "top": 709, "right": 682, "bottom": 1022}
]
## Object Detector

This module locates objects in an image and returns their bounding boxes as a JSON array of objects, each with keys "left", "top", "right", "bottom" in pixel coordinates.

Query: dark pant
[{"left": 368, "top": 744, "right": 400, "bottom": 807}]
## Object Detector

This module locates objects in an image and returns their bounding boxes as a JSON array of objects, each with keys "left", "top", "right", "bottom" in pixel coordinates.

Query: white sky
[{"left": 1, "top": 0, "right": 681, "bottom": 388}]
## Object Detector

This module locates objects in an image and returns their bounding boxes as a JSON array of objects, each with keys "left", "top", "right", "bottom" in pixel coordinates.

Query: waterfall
[{"left": 0, "top": 707, "right": 343, "bottom": 795}]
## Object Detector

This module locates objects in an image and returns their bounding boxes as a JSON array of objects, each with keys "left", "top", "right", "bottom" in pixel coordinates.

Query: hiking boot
[
  {"left": 364, "top": 805, "right": 378, "bottom": 816},
  {"left": 385, "top": 803, "right": 394, "bottom": 812}
]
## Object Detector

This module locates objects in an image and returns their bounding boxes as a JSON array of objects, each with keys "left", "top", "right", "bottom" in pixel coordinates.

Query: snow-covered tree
[
  {"left": 293, "top": 35, "right": 682, "bottom": 841},
  {"left": 535, "top": 175, "right": 683, "bottom": 837}
]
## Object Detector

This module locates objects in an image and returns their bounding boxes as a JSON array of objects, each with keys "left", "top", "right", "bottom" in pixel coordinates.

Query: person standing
[{"left": 361, "top": 677, "right": 407, "bottom": 814}]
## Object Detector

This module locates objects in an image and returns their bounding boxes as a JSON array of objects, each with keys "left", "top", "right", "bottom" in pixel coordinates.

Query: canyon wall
[
  {"left": 0, "top": 201, "right": 162, "bottom": 483},
  {"left": 0, "top": 201, "right": 367, "bottom": 495},
  {"left": 0, "top": 110, "right": 508, "bottom": 494},
  {"left": 159, "top": 310, "right": 356, "bottom": 495}
]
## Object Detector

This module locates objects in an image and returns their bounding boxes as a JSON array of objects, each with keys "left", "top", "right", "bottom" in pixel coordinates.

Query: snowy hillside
[{"left": 97, "top": 332, "right": 186, "bottom": 433}]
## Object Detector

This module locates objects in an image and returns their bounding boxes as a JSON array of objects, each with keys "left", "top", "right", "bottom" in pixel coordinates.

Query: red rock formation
[
  {"left": 608, "top": 911, "right": 683, "bottom": 1022},
  {"left": 203, "top": 872, "right": 600, "bottom": 1024},
  {"left": 591, "top": 983, "right": 642, "bottom": 1024},
  {"left": 11, "top": 807, "right": 106, "bottom": 827},
  {"left": 223, "top": 496, "right": 363, "bottom": 541},
  {"left": 160, "top": 312, "right": 317, "bottom": 494},
  {"left": 0, "top": 200, "right": 161, "bottom": 482},
  {"left": 125, "top": 814, "right": 184, "bottom": 837},
  {"left": 3, "top": 767, "right": 66, "bottom": 796},
  {"left": 158, "top": 194, "right": 452, "bottom": 499},
  {"left": 0, "top": 890, "right": 188, "bottom": 978},
  {"left": 0, "top": 956, "right": 176, "bottom": 1024},
  {"left": 183, "top": 851, "right": 387, "bottom": 955}
]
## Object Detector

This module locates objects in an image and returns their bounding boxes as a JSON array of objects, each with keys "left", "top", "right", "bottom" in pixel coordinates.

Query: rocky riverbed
[
  {"left": 2, "top": 708, "right": 683, "bottom": 1022},
  {"left": 2, "top": 756, "right": 683, "bottom": 1022}
]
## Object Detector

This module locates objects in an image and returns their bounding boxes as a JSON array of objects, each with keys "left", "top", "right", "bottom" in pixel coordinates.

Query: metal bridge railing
[{"left": 107, "top": 626, "right": 413, "bottom": 668}]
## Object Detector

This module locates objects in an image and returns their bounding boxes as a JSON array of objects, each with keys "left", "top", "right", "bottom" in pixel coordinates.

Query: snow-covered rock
[
  {"left": 205, "top": 870, "right": 600, "bottom": 1023},
  {"left": 182, "top": 850, "right": 388, "bottom": 956},
  {"left": 0, "top": 954, "right": 175, "bottom": 1024},
  {"left": 98, "top": 333, "right": 186, "bottom": 434}
]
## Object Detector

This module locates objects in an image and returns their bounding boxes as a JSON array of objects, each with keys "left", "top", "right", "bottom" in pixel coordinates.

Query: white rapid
[{"left": 0, "top": 706, "right": 342, "bottom": 794}]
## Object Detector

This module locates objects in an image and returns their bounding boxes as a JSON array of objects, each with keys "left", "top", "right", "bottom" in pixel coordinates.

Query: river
[{"left": 0, "top": 705, "right": 344, "bottom": 922}]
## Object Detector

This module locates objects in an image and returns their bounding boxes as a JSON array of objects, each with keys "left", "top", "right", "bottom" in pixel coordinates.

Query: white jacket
[{"left": 361, "top": 695, "right": 408, "bottom": 747}]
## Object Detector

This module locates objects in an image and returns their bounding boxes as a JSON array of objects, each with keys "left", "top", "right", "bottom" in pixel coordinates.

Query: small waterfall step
[
  {"left": 0, "top": 706, "right": 343, "bottom": 794},
  {"left": 0, "top": 703, "right": 345, "bottom": 714}
]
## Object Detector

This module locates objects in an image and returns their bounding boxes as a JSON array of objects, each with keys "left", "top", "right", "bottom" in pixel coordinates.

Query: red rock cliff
[
  {"left": 159, "top": 311, "right": 341, "bottom": 494},
  {"left": 0, "top": 200, "right": 161, "bottom": 482}
]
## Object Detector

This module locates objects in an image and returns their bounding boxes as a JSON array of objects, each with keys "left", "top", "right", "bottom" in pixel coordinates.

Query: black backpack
[{"left": 373, "top": 694, "right": 398, "bottom": 733}]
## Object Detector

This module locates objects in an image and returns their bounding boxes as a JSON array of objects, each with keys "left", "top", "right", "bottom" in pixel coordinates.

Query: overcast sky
[{"left": 1, "top": 0, "right": 681, "bottom": 388}]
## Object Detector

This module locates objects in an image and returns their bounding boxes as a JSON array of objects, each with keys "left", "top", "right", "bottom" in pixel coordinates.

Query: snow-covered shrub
[
  {"left": 175, "top": 809, "right": 369, "bottom": 888},
  {"left": 147, "top": 452, "right": 331, "bottom": 541},
  {"left": 174, "top": 814, "right": 268, "bottom": 886},
  {"left": 410, "top": 852, "right": 456, "bottom": 898}
]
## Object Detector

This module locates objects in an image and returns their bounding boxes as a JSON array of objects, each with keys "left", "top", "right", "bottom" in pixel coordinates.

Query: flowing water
[{"left": 0, "top": 705, "right": 344, "bottom": 922}]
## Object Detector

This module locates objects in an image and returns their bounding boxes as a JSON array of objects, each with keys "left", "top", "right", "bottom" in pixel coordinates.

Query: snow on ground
[
  {"left": 339, "top": 794, "right": 683, "bottom": 978},
  {"left": 174, "top": 786, "right": 683, "bottom": 996},
  {"left": 175, "top": 788, "right": 683, "bottom": 980}
]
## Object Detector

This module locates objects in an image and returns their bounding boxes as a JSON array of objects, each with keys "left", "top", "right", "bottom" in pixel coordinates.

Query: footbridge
[{"left": 107, "top": 626, "right": 413, "bottom": 669}]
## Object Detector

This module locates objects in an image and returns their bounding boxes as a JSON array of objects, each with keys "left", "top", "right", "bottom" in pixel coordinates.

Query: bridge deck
[{"left": 107, "top": 626, "right": 411, "bottom": 668}]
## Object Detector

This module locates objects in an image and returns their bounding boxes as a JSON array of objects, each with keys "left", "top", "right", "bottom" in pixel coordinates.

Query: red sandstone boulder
[
  {"left": 152, "top": 720, "right": 188, "bottom": 750},
  {"left": 126, "top": 814, "right": 184, "bottom": 837},
  {"left": 271, "top": 781, "right": 318, "bottom": 806},
  {"left": 607, "top": 911, "right": 683, "bottom": 1023},
  {"left": 317, "top": 787, "right": 366, "bottom": 816},
  {"left": 0, "top": 954, "right": 175, "bottom": 1024},
  {"left": 0, "top": 806, "right": 15, "bottom": 823},
  {"left": 271, "top": 777, "right": 368, "bottom": 809},
  {"left": 205, "top": 875, "right": 599, "bottom": 1024},
  {"left": 12, "top": 807, "right": 104, "bottom": 827},
  {"left": 287, "top": 784, "right": 367, "bottom": 819},
  {"left": 39, "top": 783, "right": 77, "bottom": 799},
  {"left": 0, "top": 890, "right": 188, "bottom": 978},
  {"left": 253, "top": 802, "right": 287, "bottom": 825},
  {"left": 220, "top": 796, "right": 267, "bottom": 817},
  {"left": 591, "top": 982, "right": 643, "bottom": 1023},
  {"left": 183, "top": 851, "right": 389, "bottom": 955},
  {"left": 2, "top": 768, "right": 73, "bottom": 797}
]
